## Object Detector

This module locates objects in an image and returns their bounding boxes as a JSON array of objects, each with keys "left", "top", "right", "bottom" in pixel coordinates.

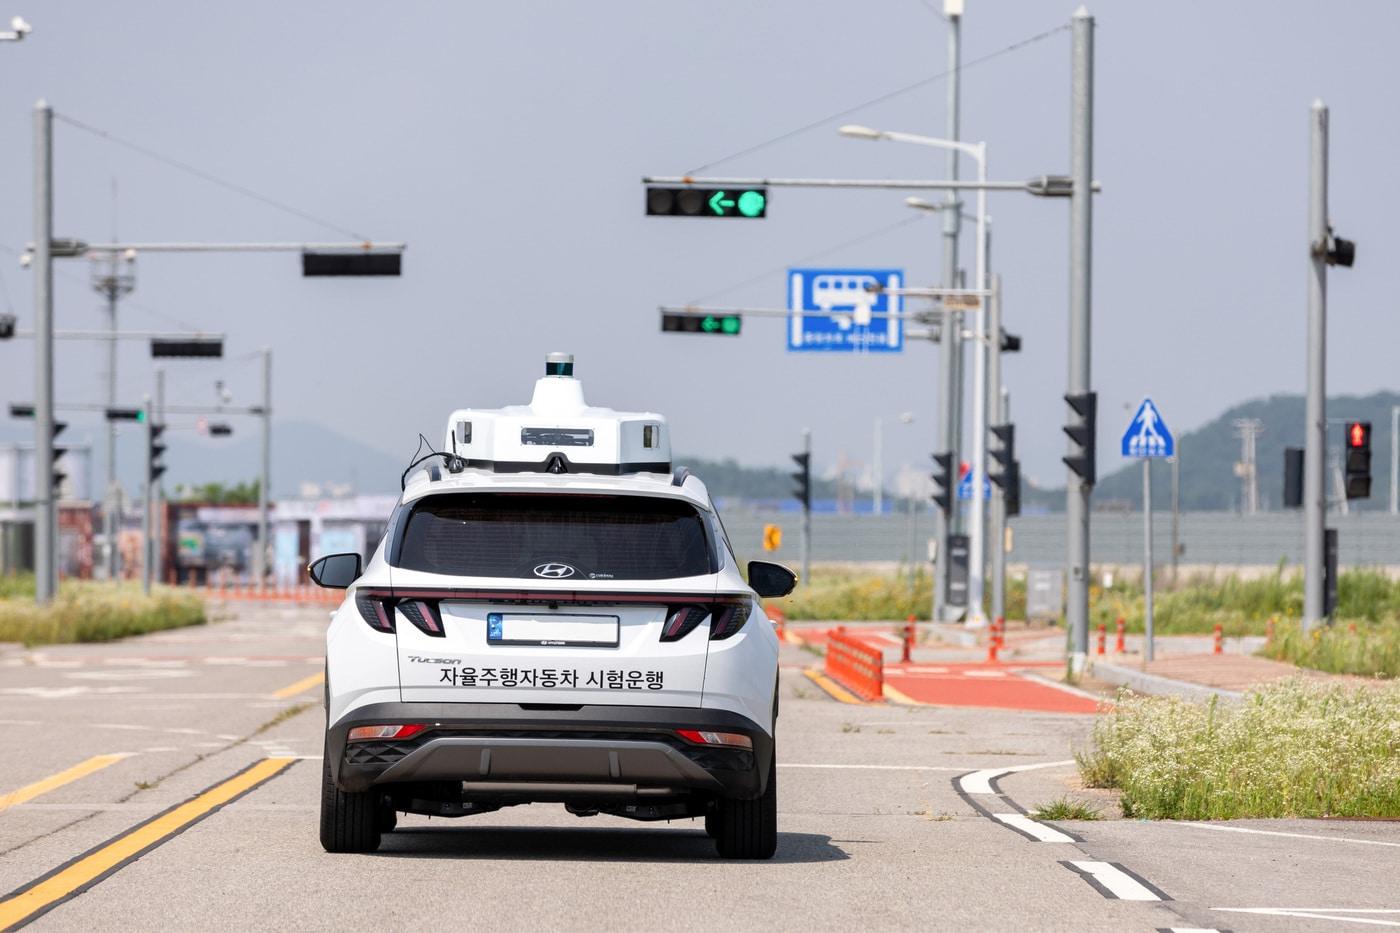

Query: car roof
[{"left": 401, "top": 465, "right": 714, "bottom": 511}]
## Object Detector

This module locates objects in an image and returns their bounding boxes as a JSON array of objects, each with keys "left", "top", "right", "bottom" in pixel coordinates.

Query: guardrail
[{"left": 825, "top": 629, "right": 884, "bottom": 702}]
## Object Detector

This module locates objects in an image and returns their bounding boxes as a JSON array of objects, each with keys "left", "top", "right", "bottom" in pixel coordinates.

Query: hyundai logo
[{"left": 533, "top": 562, "right": 577, "bottom": 579}]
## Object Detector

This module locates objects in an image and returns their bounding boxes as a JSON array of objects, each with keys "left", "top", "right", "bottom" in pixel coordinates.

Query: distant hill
[{"left": 1039, "top": 391, "right": 1400, "bottom": 512}]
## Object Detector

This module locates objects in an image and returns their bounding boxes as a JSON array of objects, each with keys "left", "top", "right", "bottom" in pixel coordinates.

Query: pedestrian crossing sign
[{"left": 1121, "top": 397, "right": 1174, "bottom": 458}]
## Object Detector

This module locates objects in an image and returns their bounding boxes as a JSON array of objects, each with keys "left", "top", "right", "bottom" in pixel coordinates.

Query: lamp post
[
  {"left": 873, "top": 411, "right": 915, "bottom": 515},
  {"left": 839, "top": 124, "right": 990, "bottom": 625}
]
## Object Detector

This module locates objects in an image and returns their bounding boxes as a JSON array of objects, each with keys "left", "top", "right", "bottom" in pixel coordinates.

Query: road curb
[{"left": 1090, "top": 660, "right": 1244, "bottom": 703}]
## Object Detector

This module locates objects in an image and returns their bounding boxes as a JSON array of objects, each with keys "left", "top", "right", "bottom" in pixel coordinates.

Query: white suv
[{"left": 310, "top": 354, "right": 794, "bottom": 859}]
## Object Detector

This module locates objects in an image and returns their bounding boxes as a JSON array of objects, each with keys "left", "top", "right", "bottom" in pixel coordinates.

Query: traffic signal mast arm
[{"left": 643, "top": 175, "right": 1100, "bottom": 195}]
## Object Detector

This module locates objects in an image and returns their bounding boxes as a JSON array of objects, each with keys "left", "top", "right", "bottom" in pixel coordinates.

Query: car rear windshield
[{"left": 394, "top": 493, "right": 716, "bottom": 580}]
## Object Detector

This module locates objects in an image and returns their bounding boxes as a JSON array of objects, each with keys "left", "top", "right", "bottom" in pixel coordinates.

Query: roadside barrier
[
  {"left": 825, "top": 628, "right": 884, "bottom": 702},
  {"left": 1114, "top": 616, "right": 1126, "bottom": 654},
  {"left": 1212, "top": 623, "right": 1223, "bottom": 654},
  {"left": 200, "top": 581, "right": 340, "bottom": 605},
  {"left": 902, "top": 615, "right": 916, "bottom": 663},
  {"left": 1096, "top": 622, "right": 1106, "bottom": 656},
  {"left": 994, "top": 616, "right": 1006, "bottom": 650},
  {"left": 986, "top": 620, "right": 1000, "bottom": 662}
]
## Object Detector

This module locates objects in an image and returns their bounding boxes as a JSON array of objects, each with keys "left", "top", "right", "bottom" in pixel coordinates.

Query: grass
[
  {"left": 1077, "top": 679, "right": 1400, "bottom": 820},
  {"left": 0, "top": 580, "right": 206, "bottom": 647},
  {"left": 1261, "top": 618, "right": 1400, "bottom": 679},
  {"left": 772, "top": 568, "right": 1027, "bottom": 622},
  {"left": 1031, "top": 797, "right": 1102, "bottom": 821}
]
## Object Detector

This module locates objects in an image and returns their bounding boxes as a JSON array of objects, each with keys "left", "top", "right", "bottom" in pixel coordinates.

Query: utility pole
[
  {"left": 92, "top": 248, "right": 135, "bottom": 579},
  {"left": 801, "top": 428, "right": 812, "bottom": 583},
  {"left": 1233, "top": 418, "right": 1263, "bottom": 515},
  {"left": 873, "top": 416, "right": 882, "bottom": 515},
  {"left": 1303, "top": 101, "right": 1328, "bottom": 631},
  {"left": 1143, "top": 457, "right": 1155, "bottom": 661},
  {"left": 933, "top": 0, "right": 963, "bottom": 624},
  {"left": 991, "top": 387, "right": 1009, "bottom": 622},
  {"left": 1170, "top": 442, "right": 1180, "bottom": 587},
  {"left": 1065, "top": 8, "right": 1095, "bottom": 668},
  {"left": 32, "top": 100, "right": 55, "bottom": 604},
  {"left": 140, "top": 394, "right": 152, "bottom": 595},
  {"left": 1390, "top": 405, "right": 1398, "bottom": 515},
  {"left": 152, "top": 367, "right": 165, "bottom": 586},
  {"left": 255, "top": 347, "right": 272, "bottom": 591},
  {"left": 986, "top": 273, "right": 1003, "bottom": 621}
]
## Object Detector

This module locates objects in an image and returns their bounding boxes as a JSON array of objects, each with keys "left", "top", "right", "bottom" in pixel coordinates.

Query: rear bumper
[{"left": 328, "top": 702, "right": 773, "bottom": 800}]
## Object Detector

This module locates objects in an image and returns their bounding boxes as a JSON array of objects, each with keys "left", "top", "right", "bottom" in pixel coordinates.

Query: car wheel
[
  {"left": 713, "top": 754, "right": 777, "bottom": 860},
  {"left": 319, "top": 744, "right": 382, "bottom": 853},
  {"left": 704, "top": 808, "right": 719, "bottom": 838}
]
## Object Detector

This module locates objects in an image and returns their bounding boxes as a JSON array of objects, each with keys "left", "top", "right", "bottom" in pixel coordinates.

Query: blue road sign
[
  {"left": 1121, "top": 398, "right": 1174, "bottom": 458},
  {"left": 957, "top": 469, "right": 991, "bottom": 501},
  {"left": 787, "top": 268, "right": 903, "bottom": 352}
]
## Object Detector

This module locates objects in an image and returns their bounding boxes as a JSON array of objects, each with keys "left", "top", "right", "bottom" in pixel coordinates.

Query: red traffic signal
[{"left": 1347, "top": 421, "right": 1370, "bottom": 449}]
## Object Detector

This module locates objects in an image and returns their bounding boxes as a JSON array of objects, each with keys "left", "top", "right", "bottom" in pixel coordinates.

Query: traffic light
[
  {"left": 661, "top": 311, "right": 742, "bottom": 335},
  {"left": 1325, "top": 227, "right": 1356, "bottom": 268},
  {"left": 1283, "top": 447, "right": 1304, "bottom": 508},
  {"left": 148, "top": 422, "right": 167, "bottom": 484},
  {"left": 989, "top": 424, "right": 1022, "bottom": 517},
  {"left": 1062, "top": 392, "right": 1097, "bottom": 486},
  {"left": 208, "top": 423, "right": 233, "bottom": 437},
  {"left": 998, "top": 329, "right": 1022, "bottom": 353},
  {"left": 301, "top": 250, "right": 402, "bottom": 276},
  {"left": 1345, "top": 420, "right": 1371, "bottom": 499},
  {"left": 9, "top": 404, "right": 34, "bottom": 418},
  {"left": 791, "top": 452, "right": 811, "bottom": 511},
  {"left": 0, "top": 312, "right": 15, "bottom": 339},
  {"left": 151, "top": 338, "right": 223, "bottom": 358},
  {"left": 105, "top": 407, "right": 145, "bottom": 422},
  {"left": 930, "top": 451, "right": 954, "bottom": 514},
  {"left": 645, "top": 186, "right": 767, "bottom": 218}
]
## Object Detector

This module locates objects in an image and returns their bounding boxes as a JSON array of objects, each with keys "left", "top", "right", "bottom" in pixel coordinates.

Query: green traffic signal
[
  {"left": 736, "top": 190, "right": 765, "bottom": 217},
  {"left": 661, "top": 312, "right": 742, "bottom": 335},
  {"left": 646, "top": 186, "right": 766, "bottom": 218}
]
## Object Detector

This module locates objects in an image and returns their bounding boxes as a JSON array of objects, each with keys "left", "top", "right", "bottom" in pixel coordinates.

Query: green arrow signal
[
  {"left": 701, "top": 315, "right": 720, "bottom": 332},
  {"left": 708, "top": 190, "right": 736, "bottom": 214}
]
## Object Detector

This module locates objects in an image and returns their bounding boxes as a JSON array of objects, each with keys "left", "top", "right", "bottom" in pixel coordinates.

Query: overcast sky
[{"left": 0, "top": 1, "right": 1395, "bottom": 495}]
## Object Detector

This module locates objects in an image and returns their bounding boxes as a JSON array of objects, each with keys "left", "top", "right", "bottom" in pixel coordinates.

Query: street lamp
[
  {"left": 841, "top": 124, "right": 991, "bottom": 625},
  {"left": 873, "top": 412, "right": 915, "bottom": 515}
]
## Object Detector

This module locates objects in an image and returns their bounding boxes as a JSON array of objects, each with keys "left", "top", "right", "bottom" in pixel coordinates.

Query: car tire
[
  {"left": 704, "top": 809, "right": 719, "bottom": 838},
  {"left": 319, "top": 746, "right": 382, "bottom": 853},
  {"left": 713, "top": 754, "right": 777, "bottom": 860}
]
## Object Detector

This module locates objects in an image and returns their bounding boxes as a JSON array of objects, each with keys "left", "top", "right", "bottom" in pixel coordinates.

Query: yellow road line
[
  {"left": 803, "top": 668, "right": 864, "bottom": 705},
  {"left": 0, "top": 757, "right": 294, "bottom": 930},
  {"left": 0, "top": 755, "right": 132, "bottom": 815},
  {"left": 271, "top": 671, "right": 324, "bottom": 699},
  {"left": 882, "top": 682, "right": 919, "bottom": 705}
]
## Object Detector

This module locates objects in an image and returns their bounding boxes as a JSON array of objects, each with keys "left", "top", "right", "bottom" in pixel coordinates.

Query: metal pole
[
  {"left": 1303, "top": 100, "right": 1328, "bottom": 631},
  {"left": 1170, "top": 441, "right": 1180, "bottom": 587},
  {"left": 141, "top": 395, "right": 152, "bottom": 595},
  {"left": 1390, "top": 405, "right": 1398, "bottom": 515},
  {"left": 989, "top": 275, "right": 1005, "bottom": 623},
  {"left": 153, "top": 367, "right": 165, "bottom": 587},
  {"left": 1143, "top": 458, "right": 1154, "bottom": 662},
  {"left": 1065, "top": 8, "right": 1095, "bottom": 669},
  {"left": 256, "top": 347, "right": 272, "bottom": 591},
  {"left": 33, "top": 101, "right": 55, "bottom": 604},
  {"left": 933, "top": 5, "right": 962, "bottom": 623},
  {"left": 105, "top": 267, "right": 119, "bottom": 580},
  {"left": 965, "top": 150, "right": 989, "bottom": 624},
  {"left": 873, "top": 416, "right": 883, "bottom": 515},
  {"left": 800, "top": 427, "right": 812, "bottom": 584}
]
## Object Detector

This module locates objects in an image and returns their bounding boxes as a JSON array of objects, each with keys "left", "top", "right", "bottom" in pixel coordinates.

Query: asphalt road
[{"left": 1, "top": 604, "right": 1397, "bottom": 932}]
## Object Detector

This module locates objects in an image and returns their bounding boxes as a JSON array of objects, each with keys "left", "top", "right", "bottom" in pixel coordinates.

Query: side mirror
[
  {"left": 308, "top": 552, "right": 362, "bottom": 589},
  {"left": 747, "top": 560, "right": 797, "bottom": 599}
]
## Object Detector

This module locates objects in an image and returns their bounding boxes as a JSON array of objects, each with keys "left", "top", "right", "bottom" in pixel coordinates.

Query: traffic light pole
[
  {"left": 153, "top": 368, "right": 165, "bottom": 586},
  {"left": 936, "top": 2, "right": 963, "bottom": 625},
  {"left": 141, "top": 395, "right": 153, "bottom": 596},
  {"left": 986, "top": 273, "right": 1004, "bottom": 621},
  {"left": 32, "top": 101, "right": 56, "bottom": 604},
  {"left": 801, "top": 428, "right": 811, "bottom": 584},
  {"left": 256, "top": 347, "right": 272, "bottom": 591},
  {"left": 1065, "top": 8, "right": 1095, "bottom": 670},
  {"left": 991, "top": 387, "right": 1009, "bottom": 622},
  {"left": 1303, "top": 100, "right": 1329, "bottom": 631}
]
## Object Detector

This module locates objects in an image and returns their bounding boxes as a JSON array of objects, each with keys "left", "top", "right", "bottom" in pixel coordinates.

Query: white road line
[
  {"left": 962, "top": 670, "right": 1007, "bottom": 678},
  {"left": 1214, "top": 908, "right": 1400, "bottom": 927},
  {"left": 1173, "top": 821, "right": 1400, "bottom": 849},
  {"left": 901, "top": 666, "right": 949, "bottom": 674},
  {"left": 1066, "top": 860, "right": 1162, "bottom": 901},
  {"left": 959, "top": 759, "right": 1075, "bottom": 795},
  {"left": 993, "top": 813, "right": 1074, "bottom": 842},
  {"left": 780, "top": 763, "right": 967, "bottom": 772}
]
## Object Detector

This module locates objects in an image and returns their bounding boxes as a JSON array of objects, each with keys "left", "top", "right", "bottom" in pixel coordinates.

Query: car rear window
[{"left": 394, "top": 493, "right": 716, "bottom": 580}]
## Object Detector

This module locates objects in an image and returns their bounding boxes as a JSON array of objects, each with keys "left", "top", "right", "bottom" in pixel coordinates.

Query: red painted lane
[{"left": 884, "top": 662, "right": 1102, "bottom": 714}]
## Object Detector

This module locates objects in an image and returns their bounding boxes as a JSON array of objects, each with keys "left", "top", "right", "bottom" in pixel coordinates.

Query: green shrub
[
  {"left": 0, "top": 582, "right": 206, "bottom": 647},
  {"left": 1261, "top": 618, "right": 1400, "bottom": 678},
  {"left": 1078, "top": 679, "right": 1400, "bottom": 819}
]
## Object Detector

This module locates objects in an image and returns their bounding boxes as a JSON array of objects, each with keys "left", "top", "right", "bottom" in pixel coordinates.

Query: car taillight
[
  {"left": 347, "top": 723, "right": 427, "bottom": 742},
  {"left": 709, "top": 602, "right": 753, "bottom": 640},
  {"left": 676, "top": 729, "right": 753, "bottom": 749},
  {"left": 661, "top": 605, "right": 710, "bottom": 642},
  {"left": 397, "top": 599, "right": 444, "bottom": 637},
  {"left": 355, "top": 592, "right": 395, "bottom": 633}
]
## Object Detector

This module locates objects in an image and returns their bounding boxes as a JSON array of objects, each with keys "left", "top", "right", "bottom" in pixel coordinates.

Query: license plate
[{"left": 486, "top": 612, "right": 620, "bottom": 648}]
